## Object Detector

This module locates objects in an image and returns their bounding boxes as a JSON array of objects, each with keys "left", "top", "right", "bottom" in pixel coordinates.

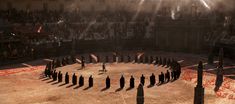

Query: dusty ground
[{"left": 0, "top": 52, "right": 234, "bottom": 104}]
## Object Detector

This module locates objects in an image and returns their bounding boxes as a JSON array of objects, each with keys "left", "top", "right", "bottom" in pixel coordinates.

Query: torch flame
[{"left": 37, "top": 26, "right": 42, "bottom": 33}]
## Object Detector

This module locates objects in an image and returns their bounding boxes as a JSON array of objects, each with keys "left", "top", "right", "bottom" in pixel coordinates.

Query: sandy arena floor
[{"left": 0, "top": 52, "right": 234, "bottom": 104}]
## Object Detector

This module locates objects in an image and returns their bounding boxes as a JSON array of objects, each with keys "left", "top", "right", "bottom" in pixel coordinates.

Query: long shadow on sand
[
  {"left": 51, "top": 81, "right": 61, "bottom": 85},
  {"left": 147, "top": 84, "right": 154, "bottom": 88},
  {"left": 47, "top": 80, "right": 55, "bottom": 83},
  {"left": 58, "top": 83, "right": 67, "bottom": 87},
  {"left": 115, "top": 88, "right": 123, "bottom": 92},
  {"left": 83, "top": 86, "right": 92, "bottom": 90},
  {"left": 66, "top": 84, "right": 76, "bottom": 88},
  {"left": 41, "top": 78, "right": 51, "bottom": 81},
  {"left": 156, "top": 82, "right": 167, "bottom": 86},
  {"left": 73, "top": 85, "right": 83, "bottom": 89},
  {"left": 98, "top": 72, "right": 104, "bottom": 75},
  {"left": 126, "top": 87, "right": 134, "bottom": 91},
  {"left": 101, "top": 87, "right": 109, "bottom": 91}
]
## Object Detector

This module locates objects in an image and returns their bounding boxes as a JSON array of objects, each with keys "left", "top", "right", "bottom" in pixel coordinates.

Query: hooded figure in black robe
[
  {"left": 89, "top": 75, "right": 93, "bottom": 87},
  {"left": 120, "top": 75, "right": 125, "bottom": 89},
  {"left": 79, "top": 75, "right": 84, "bottom": 86},
  {"left": 150, "top": 73, "right": 156, "bottom": 86},
  {"left": 58, "top": 71, "right": 62, "bottom": 82},
  {"left": 106, "top": 76, "right": 110, "bottom": 88},
  {"left": 140, "top": 74, "right": 145, "bottom": 86},
  {"left": 130, "top": 75, "right": 135, "bottom": 88},
  {"left": 72, "top": 73, "right": 77, "bottom": 85},
  {"left": 65, "top": 72, "right": 69, "bottom": 84}
]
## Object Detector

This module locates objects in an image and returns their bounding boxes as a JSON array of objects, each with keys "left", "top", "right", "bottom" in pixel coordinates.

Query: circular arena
[
  {"left": 0, "top": 51, "right": 235, "bottom": 104},
  {"left": 0, "top": 0, "right": 235, "bottom": 104}
]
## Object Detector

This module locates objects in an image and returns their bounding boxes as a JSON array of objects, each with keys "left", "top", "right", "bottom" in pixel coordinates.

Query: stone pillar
[
  {"left": 137, "top": 84, "right": 144, "bottom": 104},
  {"left": 194, "top": 61, "right": 204, "bottom": 104},
  {"left": 214, "top": 48, "right": 224, "bottom": 91}
]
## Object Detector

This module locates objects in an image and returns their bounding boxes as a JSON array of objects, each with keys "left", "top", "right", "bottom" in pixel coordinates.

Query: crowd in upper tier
[
  {"left": 0, "top": 8, "right": 233, "bottom": 65},
  {"left": 1, "top": 7, "right": 230, "bottom": 24}
]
